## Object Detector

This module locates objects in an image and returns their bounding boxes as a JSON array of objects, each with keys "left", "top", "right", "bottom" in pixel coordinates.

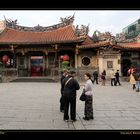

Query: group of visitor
[
  {"left": 59, "top": 66, "right": 140, "bottom": 123},
  {"left": 60, "top": 70, "right": 94, "bottom": 122},
  {"left": 93, "top": 69, "right": 121, "bottom": 86}
]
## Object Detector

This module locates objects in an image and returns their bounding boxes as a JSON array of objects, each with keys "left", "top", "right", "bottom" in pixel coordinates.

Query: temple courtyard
[{"left": 0, "top": 81, "right": 140, "bottom": 130}]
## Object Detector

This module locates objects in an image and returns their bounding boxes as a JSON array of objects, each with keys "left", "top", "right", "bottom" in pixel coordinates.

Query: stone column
[
  {"left": 10, "top": 45, "right": 17, "bottom": 68},
  {"left": 117, "top": 53, "right": 121, "bottom": 76},
  {"left": 75, "top": 47, "right": 79, "bottom": 69},
  {"left": 98, "top": 54, "right": 104, "bottom": 75},
  {"left": 24, "top": 55, "right": 27, "bottom": 69},
  {"left": 28, "top": 53, "right": 31, "bottom": 77},
  {"left": 44, "top": 50, "right": 48, "bottom": 76},
  {"left": 54, "top": 44, "right": 58, "bottom": 68}
]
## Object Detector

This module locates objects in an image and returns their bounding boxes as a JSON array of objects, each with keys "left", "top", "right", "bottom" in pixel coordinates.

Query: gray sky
[{"left": 0, "top": 10, "right": 140, "bottom": 36}]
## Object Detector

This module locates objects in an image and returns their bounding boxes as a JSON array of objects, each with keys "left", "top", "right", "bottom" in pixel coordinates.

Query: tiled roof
[
  {"left": 80, "top": 35, "right": 94, "bottom": 45},
  {"left": 77, "top": 41, "right": 112, "bottom": 49},
  {"left": 0, "top": 25, "right": 84, "bottom": 45},
  {"left": 117, "top": 42, "right": 140, "bottom": 50}
]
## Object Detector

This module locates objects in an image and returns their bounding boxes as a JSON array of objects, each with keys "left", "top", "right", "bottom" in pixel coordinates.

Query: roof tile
[
  {"left": 0, "top": 25, "right": 83, "bottom": 44},
  {"left": 117, "top": 42, "right": 140, "bottom": 49}
]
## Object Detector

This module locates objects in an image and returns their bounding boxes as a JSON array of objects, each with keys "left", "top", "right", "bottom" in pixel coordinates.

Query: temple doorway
[
  {"left": 121, "top": 59, "right": 131, "bottom": 76},
  {"left": 30, "top": 56, "right": 43, "bottom": 76}
]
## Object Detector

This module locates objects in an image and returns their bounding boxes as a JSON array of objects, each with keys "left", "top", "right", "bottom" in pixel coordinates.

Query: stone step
[{"left": 10, "top": 77, "right": 58, "bottom": 82}]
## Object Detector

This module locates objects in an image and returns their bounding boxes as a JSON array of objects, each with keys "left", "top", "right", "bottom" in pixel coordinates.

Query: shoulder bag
[{"left": 79, "top": 89, "right": 87, "bottom": 101}]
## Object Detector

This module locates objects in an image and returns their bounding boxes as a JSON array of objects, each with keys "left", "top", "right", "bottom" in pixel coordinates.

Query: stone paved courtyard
[{"left": 0, "top": 81, "right": 140, "bottom": 130}]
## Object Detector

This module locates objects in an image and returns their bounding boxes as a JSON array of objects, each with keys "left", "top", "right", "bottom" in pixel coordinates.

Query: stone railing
[
  {"left": 0, "top": 68, "right": 18, "bottom": 82},
  {"left": 76, "top": 67, "right": 99, "bottom": 82},
  {"left": 46, "top": 67, "right": 60, "bottom": 81}
]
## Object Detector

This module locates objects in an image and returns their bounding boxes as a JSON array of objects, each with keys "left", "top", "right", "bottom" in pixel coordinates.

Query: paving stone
[{"left": 0, "top": 81, "right": 140, "bottom": 129}]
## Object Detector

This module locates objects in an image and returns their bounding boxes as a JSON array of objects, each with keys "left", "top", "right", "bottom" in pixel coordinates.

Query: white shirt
[
  {"left": 84, "top": 79, "right": 93, "bottom": 96},
  {"left": 110, "top": 71, "right": 115, "bottom": 79}
]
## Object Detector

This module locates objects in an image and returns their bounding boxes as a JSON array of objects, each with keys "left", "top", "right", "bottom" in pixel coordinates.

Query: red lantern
[
  {"left": 63, "top": 55, "right": 69, "bottom": 61},
  {"left": 2, "top": 55, "right": 9, "bottom": 63}
]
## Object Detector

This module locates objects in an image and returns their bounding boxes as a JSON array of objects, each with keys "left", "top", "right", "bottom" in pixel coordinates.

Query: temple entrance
[
  {"left": 121, "top": 59, "right": 131, "bottom": 76},
  {"left": 30, "top": 56, "right": 43, "bottom": 76}
]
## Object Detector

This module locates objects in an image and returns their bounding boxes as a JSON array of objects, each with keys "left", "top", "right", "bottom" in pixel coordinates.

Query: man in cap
[
  {"left": 60, "top": 69, "right": 69, "bottom": 112},
  {"left": 62, "top": 70, "right": 80, "bottom": 122}
]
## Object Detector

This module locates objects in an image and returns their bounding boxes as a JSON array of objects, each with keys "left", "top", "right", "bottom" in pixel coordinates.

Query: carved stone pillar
[
  {"left": 75, "top": 46, "right": 79, "bottom": 69},
  {"left": 54, "top": 44, "right": 58, "bottom": 67},
  {"left": 10, "top": 45, "right": 17, "bottom": 68},
  {"left": 43, "top": 49, "right": 48, "bottom": 76}
]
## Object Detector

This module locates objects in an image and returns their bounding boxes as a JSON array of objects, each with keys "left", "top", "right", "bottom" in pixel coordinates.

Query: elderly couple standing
[{"left": 60, "top": 71, "right": 94, "bottom": 122}]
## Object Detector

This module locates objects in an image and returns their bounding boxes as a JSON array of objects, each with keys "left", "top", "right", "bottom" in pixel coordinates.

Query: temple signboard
[{"left": 103, "top": 55, "right": 117, "bottom": 59}]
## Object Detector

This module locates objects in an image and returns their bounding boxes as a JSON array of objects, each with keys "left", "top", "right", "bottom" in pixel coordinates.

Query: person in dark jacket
[
  {"left": 62, "top": 71, "right": 80, "bottom": 122},
  {"left": 101, "top": 70, "right": 106, "bottom": 86},
  {"left": 133, "top": 68, "right": 140, "bottom": 92},
  {"left": 60, "top": 70, "right": 68, "bottom": 112},
  {"left": 114, "top": 70, "right": 121, "bottom": 86},
  {"left": 93, "top": 70, "right": 99, "bottom": 84}
]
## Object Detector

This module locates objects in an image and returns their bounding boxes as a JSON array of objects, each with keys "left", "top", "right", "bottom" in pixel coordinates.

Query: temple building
[
  {"left": 116, "top": 19, "right": 140, "bottom": 77},
  {"left": 0, "top": 15, "right": 140, "bottom": 82}
]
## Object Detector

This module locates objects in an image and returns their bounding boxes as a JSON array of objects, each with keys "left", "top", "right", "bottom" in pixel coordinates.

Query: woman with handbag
[{"left": 83, "top": 73, "right": 94, "bottom": 120}]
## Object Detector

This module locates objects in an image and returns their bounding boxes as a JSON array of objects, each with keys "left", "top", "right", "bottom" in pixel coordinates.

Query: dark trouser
[
  {"left": 60, "top": 90, "right": 64, "bottom": 111},
  {"left": 93, "top": 77, "right": 98, "bottom": 84},
  {"left": 136, "top": 81, "right": 140, "bottom": 91},
  {"left": 133, "top": 84, "right": 136, "bottom": 90},
  {"left": 60, "top": 95, "right": 64, "bottom": 111},
  {"left": 84, "top": 95, "right": 93, "bottom": 118},
  {"left": 115, "top": 78, "right": 121, "bottom": 86},
  {"left": 64, "top": 96, "right": 76, "bottom": 120},
  {"left": 111, "top": 78, "right": 115, "bottom": 86}
]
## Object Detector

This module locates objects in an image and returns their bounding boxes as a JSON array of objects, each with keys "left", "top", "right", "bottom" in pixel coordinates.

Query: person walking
[
  {"left": 115, "top": 70, "right": 121, "bottom": 86},
  {"left": 128, "top": 66, "right": 135, "bottom": 76},
  {"left": 129, "top": 69, "right": 136, "bottom": 90},
  {"left": 101, "top": 70, "right": 106, "bottom": 86},
  {"left": 62, "top": 71, "right": 80, "bottom": 122},
  {"left": 92, "top": 70, "right": 99, "bottom": 84},
  {"left": 60, "top": 69, "right": 68, "bottom": 112},
  {"left": 83, "top": 73, "right": 94, "bottom": 120},
  {"left": 110, "top": 69, "right": 115, "bottom": 86}
]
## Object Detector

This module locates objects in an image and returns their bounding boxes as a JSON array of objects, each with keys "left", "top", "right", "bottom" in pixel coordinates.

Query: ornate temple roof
[
  {"left": 78, "top": 31, "right": 140, "bottom": 50},
  {"left": 1, "top": 15, "right": 140, "bottom": 50},
  {"left": 77, "top": 41, "right": 113, "bottom": 49},
  {"left": 4, "top": 15, "right": 75, "bottom": 32},
  {"left": 0, "top": 15, "right": 88, "bottom": 45},
  {"left": 77, "top": 32, "right": 116, "bottom": 49},
  {"left": 80, "top": 35, "right": 93, "bottom": 45},
  {"left": 117, "top": 42, "right": 140, "bottom": 50},
  {"left": 0, "top": 25, "right": 84, "bottom": 45}
]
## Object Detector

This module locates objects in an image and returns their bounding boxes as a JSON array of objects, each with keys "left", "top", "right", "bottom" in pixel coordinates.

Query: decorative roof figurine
[
  {"left": 92, "top": 30, "right": 115, "bottom": 44},
  {"left": 60, "top": 14, "right": 75, "bottom": 25},
  {"left": 3, "top": 14, "right": 75, "bottom": 32},
  {"left": 75, "top": 24, "right": 89, "bottom": 36}
]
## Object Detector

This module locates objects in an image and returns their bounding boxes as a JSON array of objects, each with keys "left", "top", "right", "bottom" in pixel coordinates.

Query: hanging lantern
[
  {"left": 63, "top": 55, "right": 69, "bottom": 61},
  {"left": 2, "top": 55, "right": 9, "bottom": 63}
]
